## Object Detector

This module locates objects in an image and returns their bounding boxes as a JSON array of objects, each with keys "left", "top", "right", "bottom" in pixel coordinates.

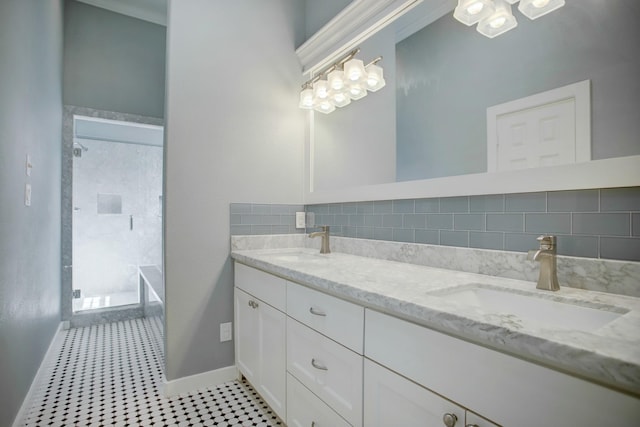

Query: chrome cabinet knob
[
  {"left": 443, "top": 413, "right": 458, "bottom": 427},
  {"left": 248, "top": 300, "right": 259, "bottom": 309},
  {"left": 466, "top": 424, "right": 480, "bottom": 427}
]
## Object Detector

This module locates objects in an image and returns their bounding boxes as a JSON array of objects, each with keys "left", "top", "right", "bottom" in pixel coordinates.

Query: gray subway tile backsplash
[
  {"left": 572, "top": 213, "right": 630, "bottom": 236},
  {"left": 506, "top": 192, "right": 546, "bottom": 212},
  {"left": 601, "top": 187, "right": 640, "bottom": 211},
  {"left": 229, "top": 203, "right": 304, "bottom": 235},
  {"left": 233, "top": 187, "right": 640, "bottom": 262},
  {"left": 525, "top": 213, "right": 571, "bottom": 234},
  {"left": 486, "top": 213, "right": 524, "bottom": 232},
  {"left": 547, "top": 189, "right": 599, "bottom": 212}
]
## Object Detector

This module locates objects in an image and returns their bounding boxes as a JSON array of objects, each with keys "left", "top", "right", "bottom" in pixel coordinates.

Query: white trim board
[
  {"left": 12, "top": 322, "right": 66, "bottom": 427},
  {"left": 162, "top": 366, "right": 238, "bottom": 397}
]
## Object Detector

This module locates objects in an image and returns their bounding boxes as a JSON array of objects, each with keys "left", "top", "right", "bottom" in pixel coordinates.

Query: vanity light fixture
[
  {"left": 298, "top": 48, "right": 386, "bottom": 114},
  {"left": 454, "top": 0, "right": 565, "bottom": 38}
]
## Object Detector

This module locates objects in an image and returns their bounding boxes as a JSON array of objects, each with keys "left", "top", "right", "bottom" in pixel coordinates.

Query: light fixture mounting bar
[{"left": 301, "top": 48, "right": 361, "bottom": 88}]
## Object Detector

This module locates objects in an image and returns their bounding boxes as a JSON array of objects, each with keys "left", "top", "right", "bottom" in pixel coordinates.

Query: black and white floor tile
[{"left": 21, "top": 317, "right": 283, "bottom": 426}]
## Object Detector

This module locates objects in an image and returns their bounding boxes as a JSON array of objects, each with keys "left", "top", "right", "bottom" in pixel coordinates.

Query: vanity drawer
[
  {"left": 287, "top": 373, "right": 351, "bottom": 427},
  {"left": 234, "top": 263, "right": 286, "bottom": 311},
  {"left": 287, "top": 281, "right": 364, "bottom": 353},
  {"left": 287, "top": 317, "right": 363, "bottom": 427}
]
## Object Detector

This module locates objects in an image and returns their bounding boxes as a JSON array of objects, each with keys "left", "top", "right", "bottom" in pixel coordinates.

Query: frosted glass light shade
[
  {"left": 518, "top": 0, "right": 565, "bottom": 20},
  {"left": 328, "top": 69, "right": 346, "bottom": 91},
  {"left": 313, "top": 80, "right": 330, "bottom": 100},
  {"left": 314, "top": 99, "right": 336, "bottom": 114},
  {"left": 329, "top": 90, "right": 351, "bottom": 108},
  {"left": 348, "top": 82, "right": 368, "bottom": 100},
  {"left": 365, "top": 63, "right": 386, "bottom": 92},
  {"left": 477, "top": 0, "right": 518, "bottom": 38},
  {"left": 453, "top": 0, "right": 495, "bottom": 26},
  {"left": 298, "top": 87, "right": 314, "bottom": 109},
  {"left": 343, "top": 58, "right": 366, "bottom": 83}
]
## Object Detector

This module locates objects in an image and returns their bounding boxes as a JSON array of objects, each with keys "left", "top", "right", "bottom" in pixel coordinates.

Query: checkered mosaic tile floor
[{"left": 21, "top": 317, "right": 282, "bottom": 426}]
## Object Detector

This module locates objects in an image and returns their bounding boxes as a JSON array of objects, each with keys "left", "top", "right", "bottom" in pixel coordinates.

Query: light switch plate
[
  {"left": 295, "top": 211, "right": 306, "bottom": 228},
  {"left": 25, "top": 183, "right": 32, "bottom": 206}
]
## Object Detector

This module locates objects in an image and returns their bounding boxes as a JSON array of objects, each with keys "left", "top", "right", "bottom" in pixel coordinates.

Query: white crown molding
[
  {"left": 75, "top": 0, "right": 167, "bottom": 26},
  {"left": 296, "top": 0, "right": 423, "bottom": 75}
]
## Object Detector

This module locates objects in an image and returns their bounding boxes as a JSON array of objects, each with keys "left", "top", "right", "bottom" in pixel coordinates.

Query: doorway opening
[{"left": 61, "top": 107, "right": 164, "bottom": 325}]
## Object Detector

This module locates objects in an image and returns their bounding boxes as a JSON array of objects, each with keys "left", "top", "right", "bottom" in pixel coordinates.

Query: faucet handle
[{"left": 537, "top": 235, "right": 556, "bottom": 250}]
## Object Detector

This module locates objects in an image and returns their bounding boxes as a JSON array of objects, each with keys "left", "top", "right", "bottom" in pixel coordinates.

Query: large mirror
[{"left": 305, "top": 0, "right": 640, "bottom": 203}]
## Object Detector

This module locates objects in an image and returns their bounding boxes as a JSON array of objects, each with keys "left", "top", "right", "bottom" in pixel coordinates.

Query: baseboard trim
[
  {"left": 162, "top": 365, "right": 238, "bottom": 397},
  {"left": 12, "top": 322, "right": 65, "bottom": 427}
]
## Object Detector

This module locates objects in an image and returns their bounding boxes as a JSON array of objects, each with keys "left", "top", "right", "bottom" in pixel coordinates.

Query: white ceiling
[{"left": 75, "top": 0, "right": 167, "bottom": 26}]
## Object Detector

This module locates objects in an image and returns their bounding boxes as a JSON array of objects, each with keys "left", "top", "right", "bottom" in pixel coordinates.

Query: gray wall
[
  {"left": 303, "top": 0, "right": 352, "bottom": 42},
  {"left": 397, "top": 0, "right": 640, "bottom": 181},
  {"left": 63, "top": 0, "right": 166, "bottom": 118},
  {"left": 164, "top": 0, "right": 305, "bottom": 381},
  {"left": 0, "top": 1, "right": 64, "bottom": 425}
]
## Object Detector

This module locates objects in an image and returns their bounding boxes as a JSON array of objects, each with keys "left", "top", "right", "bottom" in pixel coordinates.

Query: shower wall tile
[{"left": 304, "top": 187, "right": 640, "bottom": 262}]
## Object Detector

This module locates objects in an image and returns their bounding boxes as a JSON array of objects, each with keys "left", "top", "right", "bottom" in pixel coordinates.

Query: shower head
[
  {"left": 73, "top": 141, "right": 88, "bottom": 158},
  {"left": 74, "top": 141, "right": 89, "bottom": 151}
]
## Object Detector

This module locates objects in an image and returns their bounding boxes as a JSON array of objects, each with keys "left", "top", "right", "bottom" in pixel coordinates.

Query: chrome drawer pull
[
  {"left": 311, "top": 358, "right": 328, "bottom": 371},
  {"left": 309, "top": 306, "right": 327, "bottom": 317}
]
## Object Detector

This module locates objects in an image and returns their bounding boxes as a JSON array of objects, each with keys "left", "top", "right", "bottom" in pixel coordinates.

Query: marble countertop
[{"left": 231, "top": 247, "right": 640, "bottom": 396}]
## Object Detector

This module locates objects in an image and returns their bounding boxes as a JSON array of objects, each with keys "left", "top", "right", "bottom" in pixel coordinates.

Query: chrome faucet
[
  {"left": 527, "top": 235, "right": 560, "bottom": 291},
  {"left": 309, "top": 225, "right": 330, "bottom": 254}
]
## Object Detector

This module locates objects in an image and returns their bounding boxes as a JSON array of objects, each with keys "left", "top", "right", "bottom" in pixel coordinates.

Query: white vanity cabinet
[
  {"left": 234, "top": 264, "right": 286, "bottom": 421},
  {"left": 364, "top": 359, "right": 467, "bottom": 427},
  {"left": 286, "top": 281, "right": 364, "bottom": 427},
  {"left": 365, "top": 308, "right": 640, "bottom": 427}
]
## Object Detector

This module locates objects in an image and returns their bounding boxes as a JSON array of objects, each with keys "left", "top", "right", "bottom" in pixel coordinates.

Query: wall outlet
[
  {"left": 295, "top": 211, "right": 306, "bottom": 229},
  {"left": 220, "top": 322, "right": 232, "bottom": 342}
]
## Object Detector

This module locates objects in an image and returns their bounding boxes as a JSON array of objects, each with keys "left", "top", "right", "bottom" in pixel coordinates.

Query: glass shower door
[{"left": 72, "top": 117, "right": 163, "bottom": 313}]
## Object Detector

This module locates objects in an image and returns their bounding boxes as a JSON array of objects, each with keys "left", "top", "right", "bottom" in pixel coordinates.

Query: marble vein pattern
[
  {"left": 230, "top": 235, "right": 640, "bottom": 396},
  {"left": 231, "top": 235, "right": 640, "bottom": 297}
]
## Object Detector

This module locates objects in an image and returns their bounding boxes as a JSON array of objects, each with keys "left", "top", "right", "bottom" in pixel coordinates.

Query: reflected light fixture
[
  {"left": 454, "top": 0, "right": 565, "bottom": 38},
  {"left": 298, "top": 48, "right": 386, "bottom": 114},
  {"left": 453, "top": 0, "right": 495, "bottom": 26},
  {"left": 477, "top": 0, "right": 518, "bottom": 38},
  {"left": 518, "top": 0, "right": 565, "bottom": 20}
]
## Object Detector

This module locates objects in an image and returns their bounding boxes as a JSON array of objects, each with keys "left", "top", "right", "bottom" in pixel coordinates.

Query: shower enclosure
[{"left": 62, "top": 109, "right": 164, "bottom": 320}]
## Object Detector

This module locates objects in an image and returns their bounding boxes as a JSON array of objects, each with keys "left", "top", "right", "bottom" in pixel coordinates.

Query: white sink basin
[
  {"left": 266, "top": 251, "right": 328, "bottom": 263},
  {"left": 434, "top": 284, "right": 627, "bottom": 332}
]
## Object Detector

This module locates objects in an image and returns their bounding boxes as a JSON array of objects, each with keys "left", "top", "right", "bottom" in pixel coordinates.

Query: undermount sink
[
  {"left": 433, "top": 284, "right": 627, "bottom": 332},
  {"left": 266, "top": 251, "right": 328, "bottom": 263}
]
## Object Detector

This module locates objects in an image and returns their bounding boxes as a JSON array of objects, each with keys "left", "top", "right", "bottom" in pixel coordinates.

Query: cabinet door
[
  {"left": 287, "top": 373, "right": 351, "bottom": 427},
  {"left": 466, "top": 411, "right": 501, "bottom": 427},
  {"left": 234, "top": 287, "right": 286, "bottom": 421},
  {"left": 235, "top": 288, "right": 258, "bottom": 384},
  {"left": 256, "top": 296, "right": 287, "bottom": 420},
  {"left": 364, "top": 359, "right": 465, "bottom": 427}
]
